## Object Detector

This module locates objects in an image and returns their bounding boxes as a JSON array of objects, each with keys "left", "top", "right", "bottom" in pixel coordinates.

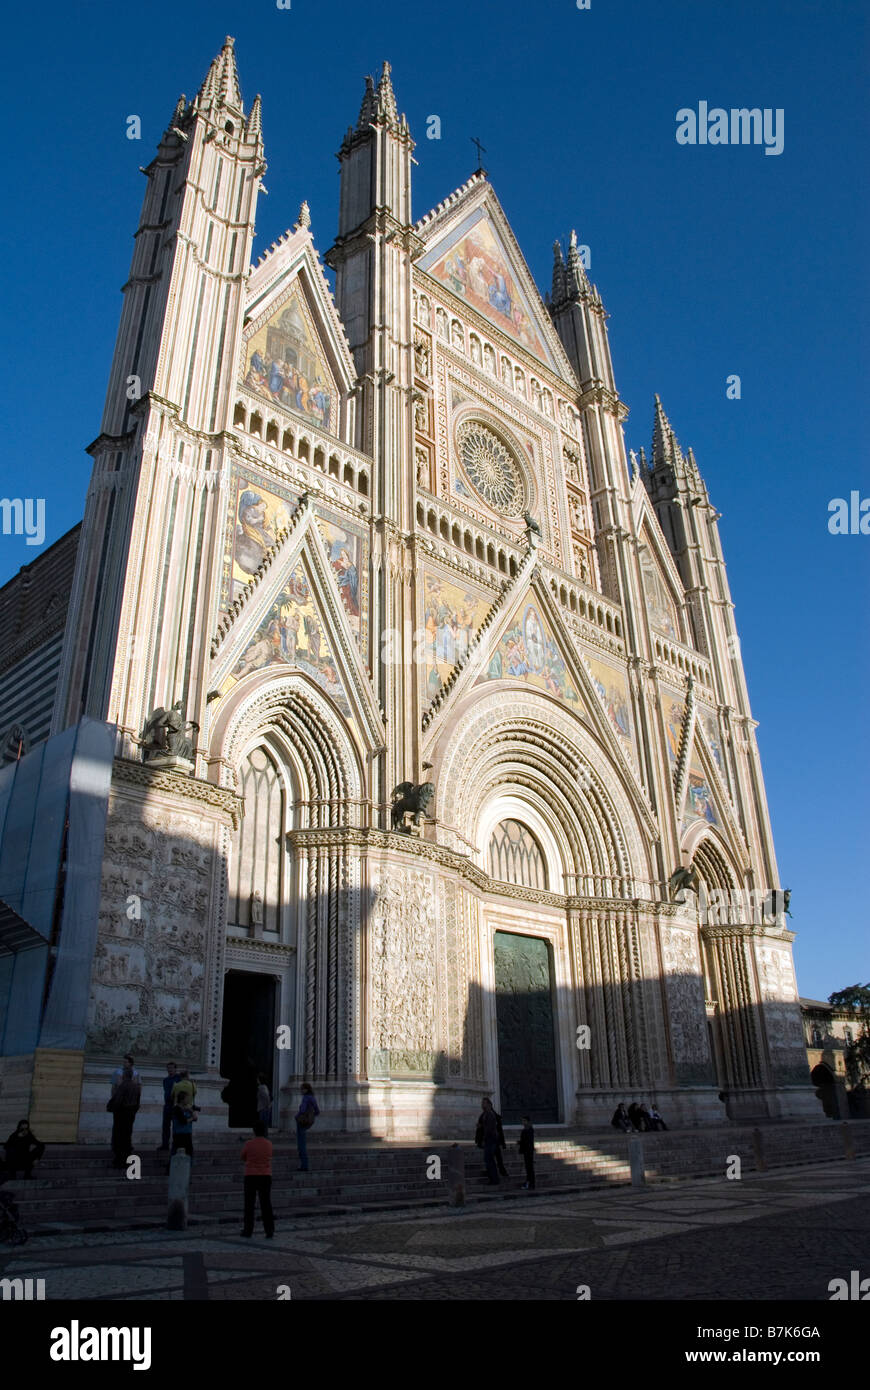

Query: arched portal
[{"left": 208, "top": 672, "right": 366, "bottom": 1128}]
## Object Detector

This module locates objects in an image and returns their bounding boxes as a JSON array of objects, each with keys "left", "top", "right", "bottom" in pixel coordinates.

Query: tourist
[
  {"left": 111, "top": 1053, "right": 139, "bottom": 1088},
  {"left": 648, "top": 1105, "right": 668, "bottom": 1131},
  {"left": 494, "top": 1105, "right": 509, "bottom": 1177},
  {"left": 170, "top": 1097, "right": 197, "bottom": 1160},
  {"left": 475, "top": 1097, "right": 501, "bottom": 1185},
  {"left": 256, "top": 1074, "right": 272, "bottom": 1137},
  {"left": 110, "top": 1064, "right": 141, "bottom": 1169},
  {"left": 294, "top": 1083, "right": 319, "bottom": 1171},
  {"left": 159, "top": 1062, "right": 178, "bottom": 1151},
  {"left": 3, "top": 1120, "right": 45, "bottom": 1180},
  {"left": 628, "top": 1102, "right": 647, "bottom": 1132},
  {"left": 611, "top": 1102, "right": 632, "bottom": 1133},
  {"left": 171, "top": 1068, "right": 197, "bottom": 1108},
  {"left": 240, "top": 1120, "right": 275, "bottom": 1238},
  {"left": 518, "top": 1115, "right": 536, "bottom": 1191}
]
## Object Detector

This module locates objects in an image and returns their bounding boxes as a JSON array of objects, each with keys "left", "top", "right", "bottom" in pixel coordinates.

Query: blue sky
[{"left": 0, "top": 0, "right": 866, "bottom": 997}]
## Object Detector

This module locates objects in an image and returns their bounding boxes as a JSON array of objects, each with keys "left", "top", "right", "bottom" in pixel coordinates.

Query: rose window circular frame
[{"left": 456, "top": 420, "right": 526, "bottom": 516}]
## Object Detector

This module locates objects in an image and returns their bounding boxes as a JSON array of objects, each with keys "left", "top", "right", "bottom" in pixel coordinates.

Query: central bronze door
[{"left": 493, "top": 931, "right": 559, "bottom": 1123}]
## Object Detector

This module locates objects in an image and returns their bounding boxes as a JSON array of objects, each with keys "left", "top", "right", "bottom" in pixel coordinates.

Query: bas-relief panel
[
  {"left": 421, "top": 569, "right": 491, "bottom": 699},
  {"left": 87, "top": 801, "right": 217, "bottom": 1063},
  {"left": 476, "top": 602, "right": 581, "bottom": 707},
  {"left": 757, "top": 945, "right": 810, "bottom": 1082},
  {"left": 424, "top": 210, "right": 551, "bottom": 364},
  {"left": 369, "top": 867, "right": 438, "bottom": 1076},
  {"left": 221, "top": 469, "right": 369, "bottom": 651},
  {"left": 243, "top": 286, "right": 336, "bottom": 432},
  {"left": 222, "top": 561, "right": 351, "bottom": 717},
  {"left": 660, "top": 926, "right": 712, "bottom": 1083}
]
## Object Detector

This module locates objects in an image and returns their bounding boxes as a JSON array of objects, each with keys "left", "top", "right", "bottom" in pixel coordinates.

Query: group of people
[
  {"left": 611, "top": 1101, "right": 668, "bottom": 1134},
  {"left": 104, "top": 1054, "right": 320, "bottom": 1180},
  {"left": 475, "top": 1097, "right": 537, "bottom": 1190}
]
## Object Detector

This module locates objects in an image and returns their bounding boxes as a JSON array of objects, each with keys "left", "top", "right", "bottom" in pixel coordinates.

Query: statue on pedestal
[
  {"left": 391, "top": 781, "right": 435, "bottom": 834},
  {"left": 136, "top": 702, "right": 199, "bottom": 764}
]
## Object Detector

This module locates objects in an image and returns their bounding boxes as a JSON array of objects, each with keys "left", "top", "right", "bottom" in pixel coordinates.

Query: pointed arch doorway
[{"left": 485, "top": 812, "right": 561, "bottom": 1124}]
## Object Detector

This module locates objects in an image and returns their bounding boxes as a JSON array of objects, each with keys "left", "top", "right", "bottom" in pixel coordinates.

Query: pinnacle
[
  {"left": 651, "top": 395, "right": 682, "bottom": 469},
  {"left": 356, "top": 75, "right": 378, "bottom": 130},
  {"left": 376, "top": 59, "right": 399, "bottom": 124},
  {"left": 196, "top": 35, "right": 244, "bottom": 116}
]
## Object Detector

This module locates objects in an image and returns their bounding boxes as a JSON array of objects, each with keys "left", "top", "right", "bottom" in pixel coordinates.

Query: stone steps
[{"left": 5, "top": 1120, "right": 866, "bottom": 1233}]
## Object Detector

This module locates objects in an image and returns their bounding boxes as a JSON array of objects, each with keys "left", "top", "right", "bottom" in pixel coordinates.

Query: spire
[
  {"left": 196, "top": 36, "right": 244, "bottom": 117},
  {"left": 376, "top": 60, "right": 399, "bottom": 125},
  {"left": 551, "top": 240, "right": 567, "bottom": 303},
  {"left": 651, "top": 394, "right": 683, "bottom": 470},
  {"left": 295, "top": 200, "right": 311, "bottom": 231},
  {"left": 246, "top": 93, "right": 262, "bottom": 142},
  {"left": 356, "top": 74, "right": 378, "bottom": 130},
  {"left": 566, "top": 229, "right": 590, "bottom": 299}
]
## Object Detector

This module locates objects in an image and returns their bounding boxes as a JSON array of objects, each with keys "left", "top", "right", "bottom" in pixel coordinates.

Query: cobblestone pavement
[{"left": 1, "top": 1158, "right": 867, "bottom": 1301}]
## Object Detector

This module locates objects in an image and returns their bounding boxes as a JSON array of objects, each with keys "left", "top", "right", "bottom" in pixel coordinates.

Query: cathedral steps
[{"left": 6, "top": 1120, "right": 867, "bottom": 1234}]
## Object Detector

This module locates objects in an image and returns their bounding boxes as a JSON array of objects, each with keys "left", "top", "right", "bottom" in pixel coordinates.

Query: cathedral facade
[{"left": 0, "top": 40, "right": 815, "bottom": 1140}]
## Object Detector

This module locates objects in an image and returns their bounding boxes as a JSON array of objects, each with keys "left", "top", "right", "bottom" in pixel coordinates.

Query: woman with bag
[{"left": 294, "top": 1083, "right": 319, "bottom": 1172}]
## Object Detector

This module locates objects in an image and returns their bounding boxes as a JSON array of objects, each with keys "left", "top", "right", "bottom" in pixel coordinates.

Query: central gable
[
  {"left": 418, "top": 204, "right": 557, "bottom": 370},
  {"left": 243, "top": 284, "right": 339, "bottom": 434}
]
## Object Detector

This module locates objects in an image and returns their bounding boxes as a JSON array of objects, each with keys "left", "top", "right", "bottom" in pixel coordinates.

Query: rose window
[{"left": 456, "top": 421, "right": 525, "bottom": 515}]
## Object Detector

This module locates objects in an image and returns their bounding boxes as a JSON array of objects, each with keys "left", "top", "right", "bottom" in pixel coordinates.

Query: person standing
[
  {"left": 3, "top": 1120, "right": 45, "bottom": 1179},
  {"left": 475, "top": 1097, "right": 500, "bottom": 1185},
  {"left": 294, "top": 1083, "right": 319, "bottom": 1172},
  {"left": 495, "top": 1107, "right": 509, "bottom": 1177},
  {"left": 170, "top": 1098, "right": 196, "bottom": 1160},
  {"left": 111, "top": 1065, "right": 141, "bottom": 1169},
  {"left": 171, "top": 1069, "right": 197, "bottom": 1109},
  {"left": 111, "top": 1053, "right": 139, "bottom": 1089},
  {"left": 240, "top": 1121, "right": 275, "bottom": 1238},
  {"left": 256, "top": 1074, "right": 272, "bottom": 1137},
  {"left": 518, "top": 1116, "right": 536, "bottom": 1190},
  {"left": 159, "top": 1062, "right": 178, "bottom": 1151}
]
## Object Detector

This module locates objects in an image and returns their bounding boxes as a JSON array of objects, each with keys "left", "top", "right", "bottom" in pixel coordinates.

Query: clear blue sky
[{"left": 0, "top": 0, "right": 866, "bottom": 998}]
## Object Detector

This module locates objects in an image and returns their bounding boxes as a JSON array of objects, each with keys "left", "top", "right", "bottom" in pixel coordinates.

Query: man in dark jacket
[
  {"left": 476, "top": 1097, "right": 501, "bottom": 1185},
  {"left": 518, "top": 1116, "right": 535, "bottom": 1190},
  {"left": 3, "top": 1120, "right": 45, "bottom": 1179},
  {"left": 159, "top": 1062, "right": 178, "bottom": 1150},
  {"left": 110, "top": 1065, "right": 141, "bottom": 1169}
]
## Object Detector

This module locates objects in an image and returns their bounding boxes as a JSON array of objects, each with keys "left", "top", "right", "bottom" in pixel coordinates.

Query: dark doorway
[
  {"left": 493, "top": 931, "right": 559, "bottom": 1123},
  {"left": 219, "top": 971, "right": 277, "bottom": 1127}
]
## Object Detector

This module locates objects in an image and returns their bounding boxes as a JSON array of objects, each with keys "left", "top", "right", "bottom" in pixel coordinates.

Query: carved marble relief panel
[
  {"left": 86, "top": 784, "right": 227, "bottom": 1064},
  {"left": 660, "top": 925, "right": 713, "bottom": 1084},
  {"left": 755, "top": 942, "right": 810, "bottom": 1084},
  {"left": 369, "top": 865, "right": 439, "bottom": 1076}
]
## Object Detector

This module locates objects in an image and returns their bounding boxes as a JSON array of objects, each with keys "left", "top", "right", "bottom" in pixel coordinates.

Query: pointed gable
[
  {"left": 416, "top": 182, "right": 571, "bottom": 375},
  {"left": 242, "top": 222, "right": 357, "bottom": 436},
  {"left": 475, "top": 593, "right": 582, "bottom": 708},
  {"left": 210, "top": 497, "right": 381, "bottom": 744}
]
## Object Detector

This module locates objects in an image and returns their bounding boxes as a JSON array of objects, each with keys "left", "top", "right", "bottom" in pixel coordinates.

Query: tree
[{"left": 828, "top": 983, "right": 870, "bottom": 1088}]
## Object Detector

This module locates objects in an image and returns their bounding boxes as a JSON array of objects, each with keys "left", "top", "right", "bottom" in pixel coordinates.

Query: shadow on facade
[{"left": 0, "top": 741, "right": 830, "bottom": 1148}]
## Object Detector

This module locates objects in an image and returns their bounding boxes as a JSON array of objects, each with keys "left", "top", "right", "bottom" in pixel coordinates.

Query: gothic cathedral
[{"left": 0, "top": 40, "right": 815, "bottom": 1139}]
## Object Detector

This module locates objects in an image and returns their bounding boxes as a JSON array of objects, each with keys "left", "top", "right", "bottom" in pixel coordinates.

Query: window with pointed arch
[
  {"left": 487, "top": 818, "right": 548, "bottom": 891},
  {"left": 230, "top": 743, "right": 290, "bottom": 933}
]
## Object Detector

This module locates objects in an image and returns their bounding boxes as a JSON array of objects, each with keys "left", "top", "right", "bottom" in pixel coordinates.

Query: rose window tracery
[{"left": 456, "top": 420, "right": 525, "bottom": 515}]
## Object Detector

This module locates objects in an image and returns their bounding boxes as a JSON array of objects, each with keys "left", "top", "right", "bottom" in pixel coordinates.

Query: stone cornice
[
  {"left": 112, "top": 757, "right": 243, "bottom": 828},
  {"left": 286, "top": 824, "right": 667, "bottom": 915}
]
